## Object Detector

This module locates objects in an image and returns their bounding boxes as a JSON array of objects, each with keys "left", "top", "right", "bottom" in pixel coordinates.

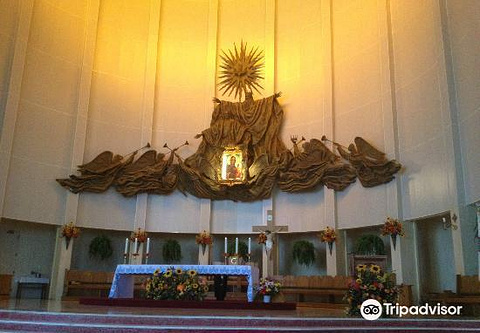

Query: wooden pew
[
  {"left": 63, "top": 269, "right": 145, "bottom": 300},
  {"left": 428, "top": 275, "right": 480, "bottom": 316},
  {"left": 276, "top": 275, "right": 350, "bottom": 304}
]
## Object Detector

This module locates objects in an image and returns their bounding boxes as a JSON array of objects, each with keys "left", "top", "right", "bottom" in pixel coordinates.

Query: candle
[
  {"left": 124, "top": 238, "right": 129, "bottom": 254},
  {"left": 224, "top": 237, "right": 227, "bottom": 253},
  {"left": 235, "top": 237, "right": 239, "bottom": 254},
  {"left": 146, "top": 238, "right": 150, "bottom": 254},
  {"left": 248, "top": 237, "right": 251, "bottom": 254},
  {"left": 134, "top": 237, "right": 138, "bottom": 254}
]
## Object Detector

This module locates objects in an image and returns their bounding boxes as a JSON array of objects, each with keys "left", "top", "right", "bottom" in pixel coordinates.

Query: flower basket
[
  {"left": 380, "top": 217, "right": 404, "bottom": 251},
  {"left": 318, "top": 226, "right": 337, "bottom": 255},
  {"left": 130, "top": 228, "right": 148, "bottom": 243},
  {"left": 256, "top": 277, "right": 281, "bottom": 302},
  {"left": 61, "top": 222, "right": 80, "bottom": 249},
  {"left": 145, "top": 267, "right": 208, "bottom": 301},
  {"left": 195, "top": 230, "right": 213, "bottom": 255},
  {"left": 344, "top": 264, "right": 399, "bottom": 317}
]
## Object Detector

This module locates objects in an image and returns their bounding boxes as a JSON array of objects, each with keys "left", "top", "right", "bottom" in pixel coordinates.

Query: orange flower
[{"left": 177, "top": 284, "right": 185, "bottom": 292}]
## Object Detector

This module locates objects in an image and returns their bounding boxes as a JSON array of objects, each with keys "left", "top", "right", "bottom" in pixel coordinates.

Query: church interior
[{"left": 0, "top": 0, "right": 479, "bottom": 331}]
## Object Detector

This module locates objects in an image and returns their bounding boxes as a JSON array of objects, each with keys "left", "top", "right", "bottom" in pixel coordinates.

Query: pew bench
[
  {"left": 63, "top": 269, "right": 144, "bottom": 300},
  {"left": 428, "top": 275, "right": 480, "bottom": 316},
  {"left": 276, "top": 275, "right": 350, "bottom": 304}
]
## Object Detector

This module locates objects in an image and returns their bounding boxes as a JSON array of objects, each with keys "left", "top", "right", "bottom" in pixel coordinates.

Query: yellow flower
[
  {"left": 192, "top": 283, "right": 198, "bottom": 289},
  {"left": 175, "top": 268, "right": 183, "bottom": 275},
  {"left": 369, "top": 265, "right": 381, "bottom": 274},
  {"left": 203, "top": 285, "right": 209, "bottom": 292},
  {"left": 188, "top": 269, "right": 197, "bottom": 277},
  {"left": 356, "top": 278, "right": 362, "bottom": 284},
  {"left": 154, "top": 269, "right": 160, "bottom": 275},
  {"left": 164, "top": 270, "right": 172, "bottom": 278},
  {"left": 356, "top": 264, "right": 367, "bottom": 272}
]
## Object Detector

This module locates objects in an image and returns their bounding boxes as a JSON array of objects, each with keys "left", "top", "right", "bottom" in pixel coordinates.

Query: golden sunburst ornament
[{"left": 218, "top": 41, "right": 264, "bottom": 100}]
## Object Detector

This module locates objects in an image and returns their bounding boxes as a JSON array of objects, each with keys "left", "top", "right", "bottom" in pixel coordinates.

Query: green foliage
[
  {"left": 344, "top": 264, "right": 399, "bottom": 317},
  {"left": 162, "top": 239, "right": 182, "bottom": 263},
  {"left": 227, "top": 241, "right": 248, "bottom": 261},
  {"left": 355, "top": 234, "right": 385, "bottom": 255},
  {"left": 88, "top": 235, "right": 113, "bottom": 260},
  {"left": 145, "top": 267, "right": 208, "bottom": 301},
  {"left": 292, "top": 240, "right": 316, "bottom": 266}
]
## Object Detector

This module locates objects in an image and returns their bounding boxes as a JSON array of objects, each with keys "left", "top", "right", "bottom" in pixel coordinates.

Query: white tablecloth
[{"left": 108, "top": 264, "right": 259, "bottom": 302}]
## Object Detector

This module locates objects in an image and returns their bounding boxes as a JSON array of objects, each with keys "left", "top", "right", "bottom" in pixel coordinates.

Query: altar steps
[{"left": 1, "top": 309, "right": 479, "bottom": 332}]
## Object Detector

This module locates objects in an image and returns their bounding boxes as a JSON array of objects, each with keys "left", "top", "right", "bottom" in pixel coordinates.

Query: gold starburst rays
[{"left": 218, "top": 41, "right": 264, "bottom": 100}]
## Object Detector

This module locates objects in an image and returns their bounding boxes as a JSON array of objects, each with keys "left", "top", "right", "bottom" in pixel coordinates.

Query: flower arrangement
[
  {"left": 381, "top": 217, "right": 405, "bottom": 237},
  {"left": 130, "top": 228, "right": 148, "bottom": 243},
  {"left": 61, "top": 221, "right": 80, "bottom": 249},
  {"left": 257, "top": 277, "right": 281, "bottom": 296},
  {"left": 144, "top": 267, "right": 208, "bottom": 301},
  {"left": 318, "top": 226, "right": 337, "bottom": 255},
  {"left": 344, "top": 264, "right": 399, "bottom": 317},
  {"left": 381, "top": 217, "right": 404, "bottom": 250},
  {"left": 257, "top": 232, "right": 267, "bottom": 244},
  {"left": 61, "top": 221, "right": 80, "bottom": 239},
  {"left": 195, "top": 230, "right": 213, "bottom": 246}
]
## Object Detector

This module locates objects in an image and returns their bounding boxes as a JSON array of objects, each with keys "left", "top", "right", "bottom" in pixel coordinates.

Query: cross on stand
[{"left": 252, "top": 219, "right": 288, "bottom": 278}]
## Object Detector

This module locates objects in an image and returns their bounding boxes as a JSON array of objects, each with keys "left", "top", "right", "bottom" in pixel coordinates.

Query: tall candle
[
  {"left": 235, "top": 237, "right": 239, "bottom": 254},
  {"left": 146, "top": 238, "right": 150, "bottom": 254},
  {"left": 124, "top": 238, "right": 129, "bottom": 254},
  {"left": 134, "top": 237, "right": 138, "bottom": 254},
  {"left": 224, "top": 237, "right": 228, "bottom": 253},
  {"left": 248, "top": 237, "right": 251, "bottom": 254}
]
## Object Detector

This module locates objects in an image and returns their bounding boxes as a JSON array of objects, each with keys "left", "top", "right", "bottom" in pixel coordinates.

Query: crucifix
[{"left": 252, "top": 210, "right": 288, "bottom": 278}]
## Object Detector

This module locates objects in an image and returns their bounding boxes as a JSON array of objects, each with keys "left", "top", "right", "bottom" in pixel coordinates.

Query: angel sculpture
[
  {"left": 56, "top": 151, "right": 136, "bottom": 193},
  {"left": 336, "top": 137, "right": 402, "bottom": 187}
]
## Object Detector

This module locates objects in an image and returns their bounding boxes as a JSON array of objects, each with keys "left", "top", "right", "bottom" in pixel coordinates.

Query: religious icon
[{"left": 220, "top": 148, "right": 245, "bottom": 183}]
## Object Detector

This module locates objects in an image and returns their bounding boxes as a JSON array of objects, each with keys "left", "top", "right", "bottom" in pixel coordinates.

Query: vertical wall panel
[
  {"left": 3, "top": 0, "right": 87, "bottom": 224},
  {"left": 148, "top": 0, "right": 210, "bottom": 232},
  {"left": 391, "top": 0, "right": 456, "bottom": 219},
  {"left": 333, "top": 0, "right": 395, "bottom": 229},
  {"left": 445, "top": 0, "right": 480, "bottom": 205},
  {"left": 78, "top": 0, "right": 151, "bottom": 230}
]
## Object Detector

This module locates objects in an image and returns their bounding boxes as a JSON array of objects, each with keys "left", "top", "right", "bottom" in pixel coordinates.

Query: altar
[{"left": 109, "top": 264, "right": 259, "bottom": 302}]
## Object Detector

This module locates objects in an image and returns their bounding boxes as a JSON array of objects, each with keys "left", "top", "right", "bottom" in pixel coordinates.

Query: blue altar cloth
[{"left": 108, "top": 264, "right": 259, "bottom": 302}]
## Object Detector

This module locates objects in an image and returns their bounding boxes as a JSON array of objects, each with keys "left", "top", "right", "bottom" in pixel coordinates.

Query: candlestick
[
  {"left": 235, "top": 237, "right": 238, "bottom": 254},
  {"left": 248, "top": 237, "right": 251, "bottom": 254},
  {"left": 134, "top": 237, "right": 138, "bottom": 254},
  {"left": 146, "top": 238, "right": 150, "bottom": 254},
  {"left": 224, "top": 237, "right": 228, "bottom": 253},
  {"left": 124, "top": 238, "right": 129, "bottom": 255}
]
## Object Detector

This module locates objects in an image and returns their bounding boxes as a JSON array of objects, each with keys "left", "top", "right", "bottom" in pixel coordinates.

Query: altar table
[{"left": 108, "top": 264, "right": 259, "bottom": 302}]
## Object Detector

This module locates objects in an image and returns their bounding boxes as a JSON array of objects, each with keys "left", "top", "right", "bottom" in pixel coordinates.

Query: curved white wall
[{"left": 0, "top": 0, "right": 477, "bottom": 236}]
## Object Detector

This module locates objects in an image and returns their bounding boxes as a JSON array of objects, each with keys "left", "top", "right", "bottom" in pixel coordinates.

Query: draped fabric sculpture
[{"left": 57, "top": 42, "right": 402, "bottom": 201}]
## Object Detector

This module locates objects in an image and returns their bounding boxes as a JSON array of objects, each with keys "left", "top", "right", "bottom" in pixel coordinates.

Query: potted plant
[
  {"left": 344, "top": 264, "right": 399, "bottom": 317},
  {"left": 162, "top": 239, "right": 182, "bottom": 263},
  {"left": 292, "top": 240, "right": 316, "bottom": 266},
  {"left": 256, "top": 277, "right": 281, "bottom": 303},
  {"left": 355, "top": 234, "right": 385, "bottom": 255},
  {"left": 89, "top": 235, "right": 113, "bottom": 260}
]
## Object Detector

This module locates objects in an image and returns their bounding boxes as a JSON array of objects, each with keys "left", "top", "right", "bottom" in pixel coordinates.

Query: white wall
[
  {"left": 445, "top": 0, "right": 480, "bottom": 205},
  {"left": 3, "top": 0, "right": 87, "bottom": 225},
  {"left": 0, "top": 0, "right": 477, "bottom": 243},
  {"left": 0, "top": 0, "right": 20, "bottom": 134},
  {"left": 333, "top": 0, "right": 399, "bottom": 229},
  {"left": 391, "top": 0, "right": 457, "bottom": 219}
]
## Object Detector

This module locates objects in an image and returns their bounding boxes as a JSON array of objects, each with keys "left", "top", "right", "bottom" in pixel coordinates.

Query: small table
[
  {"left": 109, "top": 264, "right": 259, "bottom": 302},
  {"left": 16, "top": 276, "right": 49, "bottom": 299}
]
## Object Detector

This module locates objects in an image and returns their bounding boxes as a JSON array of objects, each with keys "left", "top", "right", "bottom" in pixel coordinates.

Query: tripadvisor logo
[
  {"left": 360, "top": 299, "right": 382, "bottom": 320},
  {"left": 360, "top": 300, "right": 463, "bottom": 320}
]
